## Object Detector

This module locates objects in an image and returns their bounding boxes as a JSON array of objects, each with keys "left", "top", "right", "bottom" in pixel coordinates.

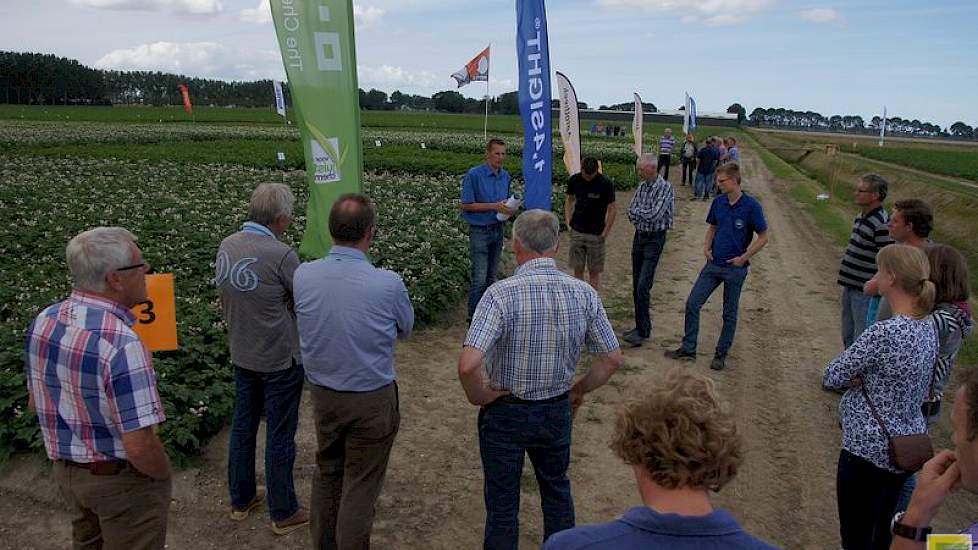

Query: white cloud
[
  {"left": 357, "top": 64, "right": 438, "bottom": 89},
  {"left": 595, "top": 0, "right": 772, "bottom": 25},
  {"left": 799, "top": 7, "right": 844, "bottom": 25},
  {"left": 94, "top": 42, "right": 283, "bottom": 80},
  {"left": 239, "top": 1, "right": 385, "bottom": 26},
  {"left": 71, "top": 0, "right": 222, "bottom": 14},
  {"left": 239, "top": 0, "right": 271, "bottom": 23}
]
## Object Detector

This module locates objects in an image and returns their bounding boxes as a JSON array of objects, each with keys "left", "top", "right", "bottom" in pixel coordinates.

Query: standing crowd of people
[{"left": 20, "top": 135, "right": 978, "bottom": 550}]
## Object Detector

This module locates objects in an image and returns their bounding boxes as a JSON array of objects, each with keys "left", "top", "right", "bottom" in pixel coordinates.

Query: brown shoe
[
  {"left": 230, "top": 486, "right": 266, "bottom": 521},
  {"left": 272, "top": 506, "right": 310, "bottom": 536}
]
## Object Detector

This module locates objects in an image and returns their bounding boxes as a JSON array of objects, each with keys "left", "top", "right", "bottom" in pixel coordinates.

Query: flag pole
[{"left": 483, "top": 43, "right": 491, "bottom": 142}]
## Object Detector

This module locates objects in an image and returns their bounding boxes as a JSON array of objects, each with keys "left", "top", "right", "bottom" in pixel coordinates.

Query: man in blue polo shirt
[
  {"left": 665, "top": 162, "right": 769, "bottom": 370},
  {"left": 461, "top": 138, "right": 516, "bottom": 320}
]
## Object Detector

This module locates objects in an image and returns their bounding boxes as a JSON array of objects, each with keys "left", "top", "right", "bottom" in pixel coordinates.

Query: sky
[{"left": 1, "top": 0, "right": 976, "bottom": 127}]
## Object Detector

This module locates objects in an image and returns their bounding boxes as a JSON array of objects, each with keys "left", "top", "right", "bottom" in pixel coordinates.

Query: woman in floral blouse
[{"left": 823, "top": 244, "right": 938, "bottom": 550}]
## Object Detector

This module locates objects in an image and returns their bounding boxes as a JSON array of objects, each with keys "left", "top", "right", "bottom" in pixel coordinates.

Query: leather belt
[
  {"left": 61, "top": 459, "right": 130, "bottom": 475},
  {"left": 497, "top": 392, "right": 568, "bottom": 405}
]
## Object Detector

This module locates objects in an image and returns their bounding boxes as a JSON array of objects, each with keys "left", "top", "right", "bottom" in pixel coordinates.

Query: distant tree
[
  {"left": 950, "top": 121, "right": 974, "bottom": 138},
  {"left": 599, "top": 101, "right": 655, "bottom": 112},
  {"left": 432, "top": 90, "right": 466, "bottom": 113},
  {"left": 726, "top": 103, "right": 746, "bottom": 123},
  {"left": 496, "top": 91, "right": 519, "bottom": 115}
]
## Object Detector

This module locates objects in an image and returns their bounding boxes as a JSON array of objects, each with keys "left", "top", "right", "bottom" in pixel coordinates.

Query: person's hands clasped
[{"left": 495, "top": 200, "right": 516, "bottom": 217}]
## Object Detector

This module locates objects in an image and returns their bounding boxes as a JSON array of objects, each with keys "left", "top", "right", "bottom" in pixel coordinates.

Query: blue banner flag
[{"left": 517, "top": 0, "right": 552, "bottom": 210}]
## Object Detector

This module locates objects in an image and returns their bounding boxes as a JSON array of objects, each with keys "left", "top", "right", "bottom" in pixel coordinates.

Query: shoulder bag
[{"left": 861, "top": 384, "right": 933, "bottom": 472}]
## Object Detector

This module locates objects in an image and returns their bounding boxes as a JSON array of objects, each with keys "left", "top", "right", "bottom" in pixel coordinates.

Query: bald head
[{"left": 329, "top": 193, "right": 376, "bottom": 245}]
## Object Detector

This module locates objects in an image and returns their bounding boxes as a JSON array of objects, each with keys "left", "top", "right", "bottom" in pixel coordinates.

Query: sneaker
[
  {"left": 664, "top": 348, "right": 696, "bottom": 361},
  {"left": 272, "top": 506, "right": 310, "bottom": 536},
  {"left": 622, "top": 331, "right": 647, "bottom": 347},
  {"left": 710, "top": 354, "right": 727, "bottom": 371},
  {"left": 230, "top": 486, "right": 266, "bottom": 521}
]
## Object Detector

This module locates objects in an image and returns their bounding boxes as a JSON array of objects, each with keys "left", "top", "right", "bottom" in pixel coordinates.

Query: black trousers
[
  {"left": 681, "top": 160, "right": 695, "bottom": 185},
  {"left": 837, "top": 450, "right": 910, "bottom": 550},
  {"left": 657, "top": 154, "right": 671, "bottom": 181}
]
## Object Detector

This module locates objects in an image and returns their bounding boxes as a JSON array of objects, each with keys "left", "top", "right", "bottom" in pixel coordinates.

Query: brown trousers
[
  {"left": 310, "top": 382, "right": 399, "bottom": 550},
  {"left": 52, "top": 460, "right": 172, "bottom": 550}
]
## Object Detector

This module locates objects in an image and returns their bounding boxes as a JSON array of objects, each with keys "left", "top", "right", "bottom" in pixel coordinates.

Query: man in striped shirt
[
  {"left": 24, "top": 227, "right": 172, "bottom": 549},
  {"left": 657, "top": 128, "right": 676, "bottom": 182},
  {"left": 458, "top": 210, "right": 622, "bottom": 549},
  {"left": 624, "top": 154, "right": 675, "bottom": 347},
  {"left": 838, "top": 174, "right": 893, "bottom": 348}
]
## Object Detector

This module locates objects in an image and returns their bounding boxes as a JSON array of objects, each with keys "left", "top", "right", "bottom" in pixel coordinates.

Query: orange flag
[
  {"left": 178, "top": 84, "right": 193, "bottom": 115},
  {"left": 451, "top": 46, "right": 490, "bottom": 88}
]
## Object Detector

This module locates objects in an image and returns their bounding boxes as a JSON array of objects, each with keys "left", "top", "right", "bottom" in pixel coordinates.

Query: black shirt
[{"left": 567, "top": 173, "right": 616, "bottom": 235}]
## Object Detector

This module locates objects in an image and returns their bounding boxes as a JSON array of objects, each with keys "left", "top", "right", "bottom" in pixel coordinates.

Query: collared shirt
[
  {"left": 627, "top": 175, "right": 674, "bottom": 233},
  {"left": 216, "top": 223, "right": 300, "bottom": 373},
  {"left": 294, "top": 246, "right": 414, "bottom": 392},
  {"left": 464, "top": 258, "right": 619, "bottom": 400},
  {"left": 726, "top": 146, "right": 740, "bottom": 163},
  {"left": 697, "top": 145, "right": 720, "bottom": 175},
  {"left": 838, "top": 206, "right": 893, "bottom": 289},
  {"left": 461, "top": 163, "right": 511, "bottom": 226},
  {"left": 542, "top": 506, "right": 781, "bottom": 550},
  {"left": 658, "top": 136, "right": 675, "bottom": 154},
  {"left": 24, "top": 290, "right": 165, "bottom": 462},
  {"left": 823, "top": 315, "right": 938, "bottom": 472},
  {"left": 706, "top": 191, "right": 768, "bottom": 266}
]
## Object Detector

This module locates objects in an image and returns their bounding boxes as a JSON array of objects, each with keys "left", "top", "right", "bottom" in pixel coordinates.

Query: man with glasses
[
  {"left": 215, "top": 182, "right": 309, "bottom": 535},
  {"left": 295, "top": 194, "right": 414, "bottom": 549},
  {"left": 665, "top": 163, "right": 769, "bottom": 371},
  {"left": 25, "top": 227, "right": 173, "bottom": 548},
  {"left": 837, "top": 174, "right": 892, "bottom": 348}
]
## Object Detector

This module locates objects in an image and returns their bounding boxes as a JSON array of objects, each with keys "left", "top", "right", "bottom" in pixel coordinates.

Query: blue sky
[{"left": 1, "top": 0, "right": 975, "bottom": 127}]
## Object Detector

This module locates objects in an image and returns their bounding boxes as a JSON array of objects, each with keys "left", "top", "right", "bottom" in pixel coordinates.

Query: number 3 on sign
[{"left": 131, "top": 273, "right": 178, "bottom": 351}]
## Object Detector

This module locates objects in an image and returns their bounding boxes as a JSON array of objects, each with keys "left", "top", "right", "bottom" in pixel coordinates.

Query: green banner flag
[{"left": 270, "top": 0, "right": 362, "bottom": 258}]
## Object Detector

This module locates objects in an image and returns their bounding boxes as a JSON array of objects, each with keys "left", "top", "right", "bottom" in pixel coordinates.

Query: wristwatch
[{"left": 891, "top": 511, "right": 932, "bottom": 541}]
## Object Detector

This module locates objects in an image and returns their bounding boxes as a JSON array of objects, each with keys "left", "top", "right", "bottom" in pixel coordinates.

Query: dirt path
[{"left": 3, "top": 149, "right": 978, "bottom": 549}]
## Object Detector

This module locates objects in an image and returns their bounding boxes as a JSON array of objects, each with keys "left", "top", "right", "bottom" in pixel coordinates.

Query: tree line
[{"left": 748, "top": 107, "right": 976, "bottom": 139}]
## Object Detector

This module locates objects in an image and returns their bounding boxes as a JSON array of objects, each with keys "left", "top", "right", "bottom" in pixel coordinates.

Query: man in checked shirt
[
  {"left": 457, "top": 210, "right": 623, "bottom": 550},
  {"left": 623, "top": 153, "right": 675, "bottom": 347},
  {"left": 24, "top": 227, "right": 172, "bottom": 549}
]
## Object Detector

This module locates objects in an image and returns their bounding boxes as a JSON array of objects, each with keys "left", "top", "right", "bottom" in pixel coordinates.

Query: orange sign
[{"left": 131, "top": 273, "right": 178, "bottom": 351}]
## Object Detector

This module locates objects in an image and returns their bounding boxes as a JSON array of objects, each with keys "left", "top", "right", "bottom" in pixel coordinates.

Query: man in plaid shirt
[
  {"left": 624, "top": 154, "right": 675, "bottom": 347},
  {"left": 24, "top": 227, "right": 172, "bottom": 549},
  {"left": 458, "top": 210, "right": 623, "bottom": 549}
]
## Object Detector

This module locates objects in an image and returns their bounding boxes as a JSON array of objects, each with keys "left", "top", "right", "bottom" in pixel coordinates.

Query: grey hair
[
  {"left": 248, "top": 183, "right": 295, "bottom": 227},
  {"left": 637, "top": 153, "right": 658, "bottom": 171},
  {"left": 860, "top": 173, "right": 889, "bottom": 201},
  {"left": 513, "top": 210, "right": 560, "bottom": 254},
  {"left": 65, "top": 227, "right": 138, "bottom": 293}
]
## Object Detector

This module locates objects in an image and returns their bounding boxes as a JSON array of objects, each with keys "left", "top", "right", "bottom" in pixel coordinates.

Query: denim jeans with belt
[
  {"left": 228, "top": 361, "right": 304, "bottom": 522},
  {"left": 694, "top": 171, "right": 715, "bottom": 199},
  {"left": 468, "top": 224, "right": 505, "bottom": 318},
  {"left": 478, "top": 395, "right": 574, "bottom": 550},
  {"left": 631, "top": 230, "right": 668, "bottom": 338},
  {"left": 681, "top": 262, "right": 749, "bottom": 357}
]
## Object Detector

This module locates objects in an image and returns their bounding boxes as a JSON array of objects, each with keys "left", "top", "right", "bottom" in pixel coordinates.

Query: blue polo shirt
[
  {"left": 707, "top": 191, "right": 767, "bottom": 266},
  {"left": 461, "top": 163, "right": 511, "bottom": 226},
  {"left": 542, "top": 506, "right": 780, "bottom": 550}
]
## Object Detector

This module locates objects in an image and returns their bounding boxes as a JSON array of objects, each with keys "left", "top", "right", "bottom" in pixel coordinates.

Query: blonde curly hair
[{"left": 610, "top": 368, "right": 742, "bottom": 491}]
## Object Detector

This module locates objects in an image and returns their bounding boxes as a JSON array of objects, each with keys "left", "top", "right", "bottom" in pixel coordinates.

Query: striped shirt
[
  {"left": 464, "top": 258, "right": 619, "bottom": 400},
  {"left": 837, "top": 206, "right": 893, "bottom": 289},
  {"left": 627, "top": 175, "right": 675, "bottom": 233},
  {"left": 658, "top": 136, "right": 675, "bottom": 154},
  {"left": 928, "top": 303, "right": 975, "bottom": 401},
  {"left": 24, "top": 291, "right": 165, "bottom": 462}
]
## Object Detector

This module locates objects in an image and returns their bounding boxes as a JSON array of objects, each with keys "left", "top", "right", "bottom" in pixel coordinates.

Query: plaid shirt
[
  {"left": 464, "top": 258, "right": 619, "bottom": 400},
  {"left": 24, "top": 291, "right": 165, "bottom": 462},
  {"left": 627, "top": 175, "right": 675, "bottom": 233}
]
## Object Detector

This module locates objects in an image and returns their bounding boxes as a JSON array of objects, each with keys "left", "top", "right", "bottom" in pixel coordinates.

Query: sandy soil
[{"left": 2, "top": 148, "right": 977, "bottom": 549}]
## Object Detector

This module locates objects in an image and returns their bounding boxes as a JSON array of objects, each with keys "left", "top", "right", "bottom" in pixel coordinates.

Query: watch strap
[{"left": 892, "top": 512, "right": 932, "bottom": 542}]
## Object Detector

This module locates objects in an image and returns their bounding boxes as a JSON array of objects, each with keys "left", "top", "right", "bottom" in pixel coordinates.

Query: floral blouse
[{"left": 823, "top": 315, "right": 938, "bottom": 472}]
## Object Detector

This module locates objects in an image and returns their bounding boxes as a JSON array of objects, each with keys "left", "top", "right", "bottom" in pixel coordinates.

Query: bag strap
[{"left": 860, "top": 383, "right": 893, "bottom": 440}]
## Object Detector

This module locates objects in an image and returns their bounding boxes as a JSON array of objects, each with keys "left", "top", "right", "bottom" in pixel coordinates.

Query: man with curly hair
[{"left": 543, "top": 368, "right": 779, "bottom": 549}]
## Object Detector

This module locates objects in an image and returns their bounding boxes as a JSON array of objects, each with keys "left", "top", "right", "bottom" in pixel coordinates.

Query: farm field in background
[{"left": 0, "top": 107, "right": 737, "bottom": 463}]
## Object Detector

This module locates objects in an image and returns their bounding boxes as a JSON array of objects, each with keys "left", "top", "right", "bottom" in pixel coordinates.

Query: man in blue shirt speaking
[
  {"left": 461, "top": 139, "right": 517, "bottom": 320},
  {"left": 665, "top": 162, "right": 769, "bottom": 371}
]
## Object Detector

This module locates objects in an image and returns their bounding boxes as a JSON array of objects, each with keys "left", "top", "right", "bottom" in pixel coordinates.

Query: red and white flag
[
  {"left": 451, "top": 46, "right": 490, "bottom": 88},
  {"left": 177, "top": 83, "right": 193, "bottom": 115}
]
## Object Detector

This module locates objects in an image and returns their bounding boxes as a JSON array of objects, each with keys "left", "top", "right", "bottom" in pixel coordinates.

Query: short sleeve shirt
[
  {"left": 707, "top": 192, "right": 768, "bottom": 266},
  {"left": 566, "top": 173, "right": 616, "bottom": 235},
  {"left": 461, "top": 163, "right": 511, "bottom": 226}
]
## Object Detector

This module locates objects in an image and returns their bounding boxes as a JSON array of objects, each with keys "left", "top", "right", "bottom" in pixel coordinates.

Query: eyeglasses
[{"left": 116, "top": 262, "right": 148, "bottom": 272}]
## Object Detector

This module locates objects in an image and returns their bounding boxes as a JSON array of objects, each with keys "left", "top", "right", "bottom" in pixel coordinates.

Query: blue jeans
[
  {"left": 841, "top": 286, "right": 871, "bottom": 348},
  {"left": 694, "top": 171, "right": 714, "bottom": 198},
  {"left": 228, "top": 362, "right": 304, "bottom": 522},
  {"left": 632, "top": 230, "right": 667, "bottom": 338},
  {"left": 478, "top": 396, "right": 575, "bottom": 550},
  {"left": 681, "top": 262, "right": 749, "bottom": 357},
  {"left": 469, "top": 224, "right": 505, "bottom": 318}
]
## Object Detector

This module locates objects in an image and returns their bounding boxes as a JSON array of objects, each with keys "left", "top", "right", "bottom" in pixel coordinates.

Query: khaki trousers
[
  {"left": 52, "top": 460, "right": 172, "bottom": 550},
  {"left": 310, "top": 382, "right": 399, "bottom": 550}
]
